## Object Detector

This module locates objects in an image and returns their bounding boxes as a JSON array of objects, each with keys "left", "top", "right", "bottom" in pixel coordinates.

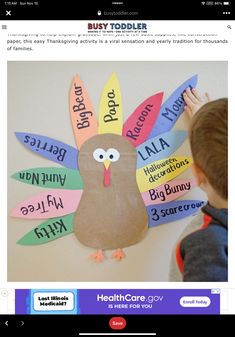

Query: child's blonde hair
[{"left": 189, "top": 98, "right": 228, "bottom": 200}]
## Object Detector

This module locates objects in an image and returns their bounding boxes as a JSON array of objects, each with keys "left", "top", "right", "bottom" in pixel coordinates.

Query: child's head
[{"left": 189, "top": 98, "right": 228, "bottom": 202}]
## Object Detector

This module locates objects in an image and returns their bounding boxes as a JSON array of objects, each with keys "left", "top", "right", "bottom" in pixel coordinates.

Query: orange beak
[{"left": 103, "top": 159, "right": 111, "bottom": 187}]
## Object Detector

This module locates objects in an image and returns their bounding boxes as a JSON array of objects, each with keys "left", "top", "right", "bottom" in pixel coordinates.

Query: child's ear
[{"left": 192, "top": 163, "right": 208, "bottom": 187}]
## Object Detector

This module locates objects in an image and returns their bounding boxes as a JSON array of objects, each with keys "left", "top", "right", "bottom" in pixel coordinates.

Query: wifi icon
[{"left": 201, "top": 1, "right": 206, "bottom": 4}]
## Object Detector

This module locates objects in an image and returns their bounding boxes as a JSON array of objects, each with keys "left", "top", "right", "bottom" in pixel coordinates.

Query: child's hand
[{"left": 183, "top": 88, "right": 210, "bottom": 118}]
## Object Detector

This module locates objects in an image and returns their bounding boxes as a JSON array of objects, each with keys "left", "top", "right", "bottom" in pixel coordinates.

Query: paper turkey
[{"left": 11, "top": 72, "right": 205, "bottom": 262}]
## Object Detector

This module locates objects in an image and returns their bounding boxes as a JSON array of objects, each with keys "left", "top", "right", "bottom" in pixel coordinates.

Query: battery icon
[{"left": 224, "top": 2, "right": 230, "bottom": 5}]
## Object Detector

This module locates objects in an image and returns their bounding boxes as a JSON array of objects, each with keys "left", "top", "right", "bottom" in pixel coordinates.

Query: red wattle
[{"left": 104, "top": 167, "right": 110, "bottom": 187}]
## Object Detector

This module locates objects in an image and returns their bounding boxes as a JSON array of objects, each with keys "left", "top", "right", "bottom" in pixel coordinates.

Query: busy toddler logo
[{"left": 87, "top": 22, "right": 148, "bottom": 32}]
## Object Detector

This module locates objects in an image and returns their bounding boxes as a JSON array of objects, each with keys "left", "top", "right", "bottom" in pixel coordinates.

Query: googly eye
[
  {"left": 93, "top": 148, "right": 107, "bottom": 162},
  {"left": 106, "top": 148, "right": 120, "bottom": 162}
]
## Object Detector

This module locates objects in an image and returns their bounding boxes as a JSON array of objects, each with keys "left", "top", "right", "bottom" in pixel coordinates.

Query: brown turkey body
[{"left": 73, "top": 134, "right": 148, "bottom": 250}]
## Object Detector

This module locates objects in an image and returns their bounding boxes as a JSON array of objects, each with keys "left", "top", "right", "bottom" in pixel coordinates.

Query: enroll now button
[{"left": 180, "top": 296, "right": 211, "bottom": 307}]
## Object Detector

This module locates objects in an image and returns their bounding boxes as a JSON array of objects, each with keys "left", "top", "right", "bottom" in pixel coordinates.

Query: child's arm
[{"left": 183, "top": 88, "right": 210, "bottom": 118}]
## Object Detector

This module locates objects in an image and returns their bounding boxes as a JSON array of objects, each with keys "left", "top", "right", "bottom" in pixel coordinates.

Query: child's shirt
[{"left": 169, "top": 203, "right": 228, "bottom": 281}]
